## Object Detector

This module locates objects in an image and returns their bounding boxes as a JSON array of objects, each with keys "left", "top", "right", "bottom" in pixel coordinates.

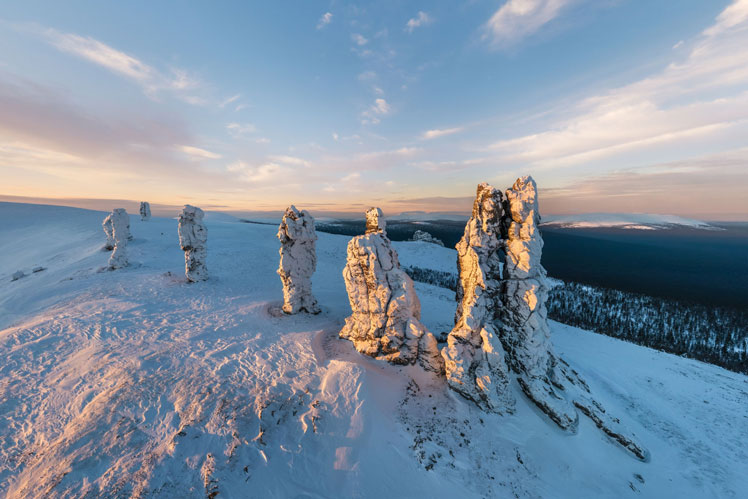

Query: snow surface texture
[
  {"left": 409, "top": 230, "right": 445, "bottom": 246},
  {"left": 277, "top": 206, "right": 320, "bottom": 314},
  {"left": 140, "top": 201, "right": 151, "bottom": 221},
  {"left": 541, "top": 213, "right": 718, "bottom": 230},
  {"left": 1, "top": 202, "right": 746, "bottom": 497},
  {"left": 442, "top": 183, "right": 513, "bottom": 413},
  {"left": 103, "top": 208, "right": 130, "bottom": 270},
  {"left": 340, "top": 208, "right": 442, "bottom": 370},
  {"left": 178, "top": 205, "right": 208, "bottom": 282}
]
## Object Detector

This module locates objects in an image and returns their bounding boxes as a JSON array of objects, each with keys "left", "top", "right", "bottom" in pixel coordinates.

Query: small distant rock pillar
[
  {"left": 442, "top": 183, "right": 513, "bottom": 412},
  {"left": 102, "top": 213, "right": 115, "bottom": 251},
  {"left": 178, "top": 205, "right": 208, "bottom": 282},
  {"left": 277, "top": 206, "right": 320, "bottom": 314},
  {"left": 340, "top": 207, "right": 442, "bottom": 371},
  {"left": 140, "top": 201, "right": 151, "bottom": 221},
  {"left": 105, "top": 208, "right": 130, "bottom": 269}
]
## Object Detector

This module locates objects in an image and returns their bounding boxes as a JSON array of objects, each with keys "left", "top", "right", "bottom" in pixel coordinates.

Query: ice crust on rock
[
  {"left": 410, "top": 230, "right": 445, "bottom": 246},
  {"left": 442, "top": 183, "right": 514, "bottom": 412},
  {"left": 140, "top": 201, "right": 151, "bottom": 221},
  {"left": 277, "top": 206, "right": 320, "bottom": 314},
  {"left": 104, "top": 208, "right": 130, "bottom": 269},
  {"left": 178, "top": 205, "right": 208, "bottom": 282},
  {"left": 341, "top": 208, "right": 442, "bottom": 371}
]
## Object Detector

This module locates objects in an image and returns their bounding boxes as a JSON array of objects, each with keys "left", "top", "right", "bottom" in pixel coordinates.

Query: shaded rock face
[
  {"left": 277, "top": 206, "right": 320, "bottom": 314},
  {"left": 410, "top": 230, "right": 445, "bottom": 247},
  {"left": 104, "top": 208, "right": 129, "bottom": 269},
  {"left": 442, "top": 183, "right": 513, "bottom": 412},
  {"left": 178, "top": 205, "right": 208, "bottom": 282},
  {"left": 140, "top": 202, "right": 151, "bottom": 221},
  {"left": 341, "top": 208, "right": 443, "bottom": 372}
]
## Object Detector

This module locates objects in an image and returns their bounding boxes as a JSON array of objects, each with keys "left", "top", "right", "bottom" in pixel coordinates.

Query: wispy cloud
[
  {"left": 406, "top": 11, "right": 433, "bottom": 33},
  {"left": 421, "top": 127, "right": 464, "bottom": 140},
  {"left": 180, "top": 145, "right": 222, "bottom": 160},
  {"left": 220, "top": 94, "right": 241, "bottom": 108},
  {"left": 361, "top": 98, "right": 391, "bottom": 125},
  {"left": 317, "top": 12, "right": 333, "bottom": 29},
  {"left": 483, "top": 0, "right": 578, "bottom": 47},
  {"left": 351, "top": 33, "right": 368, "bottom": 46},
  {"left": 226, "top": 122, "right": 257, "bottom": 138}
]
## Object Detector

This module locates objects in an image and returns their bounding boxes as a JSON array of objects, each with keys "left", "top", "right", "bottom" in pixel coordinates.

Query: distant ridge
[{"left": 541, "top": 213, "right": 719, "bottom": 230}]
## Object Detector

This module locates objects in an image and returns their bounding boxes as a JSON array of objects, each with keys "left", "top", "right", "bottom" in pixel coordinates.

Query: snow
[
  {"left": 541, "top": 213, "right": 719, "bottom": 230},
  {"left": 1, "top": 201, "right": 746, "bottom": 498}
]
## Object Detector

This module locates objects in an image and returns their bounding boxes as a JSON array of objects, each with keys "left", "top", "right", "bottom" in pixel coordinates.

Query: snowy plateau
[
  {"left": 540, "top": 213, "right": 718, "bottom": 230},
  {"left": 0, "top": 202, "right": 746, "bottom": 498}
]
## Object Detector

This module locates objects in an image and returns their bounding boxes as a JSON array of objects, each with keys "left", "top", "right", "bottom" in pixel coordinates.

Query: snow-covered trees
[
  {"left": 340, "top": 208, "right": 442, "bottom": 371},
  {"left": 277, "top": 206, "right": 320, "bottom": 314},
  {"left": 103, "top": 208, "right": 130, "bottom": 269},
  {"left": 178, "top": 205, "right": 208, "bottom": 282},
  {"left": 140, "top": 201, "right": 151, "bottom": 221}
]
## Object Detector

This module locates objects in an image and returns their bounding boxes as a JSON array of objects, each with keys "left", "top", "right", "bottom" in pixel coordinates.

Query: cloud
[
  {"left": 317, "top": 12, "right": 333, "bottom": 29},
  {"left": 483, "top": 0, "right": 577, "bottom": 47},
  {"left": 267, "top": 155, "right": 311, "bottom": 167},
  {"left": 351, "top": 33, "right": 368, "bottom": 46},
  {"left": 361, "top": 98, "right": 391, "bottom": 124},
  {"left": 406, "top": 11, "right": 433, "bottom": 33},
  {"left": 220, "top": 94, "right": 241, "bottom": 108},
  {"left": 226, "top": 122, "right": 257, "bottom": 137},
  {"left": 180, "top": 145, "right": 222, "bottom": 160},
  {"left": 358, "top": 70, "right": 377, "bottom": 81},
  {"left": 421, "top": 127, "right": 464, "bottom": 140}
]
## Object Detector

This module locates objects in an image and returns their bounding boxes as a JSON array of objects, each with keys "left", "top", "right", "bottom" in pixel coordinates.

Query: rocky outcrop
[
  {"left": 442, "top": 184, "right": 513, "bottom": 412},
  {"left": 178, "top": 205, "right": 208, "bottom": 282},
  {"left": 140, "top": 201, "right": 151, "bottom": 221},
  {"left": 277, "top": 206, "right": 320, "bottom": 314},
  {"left": 102, "top": 214, "right": 115, "bottom": 251},
  {"left": 340, "top": 208, "right": 442, "bottom": 371},
  {"left": 105, "top": 208, "right": 130, "bottom": 269},
  {"left": 410, "top": 230, "right": 445, "bottom": 246}
]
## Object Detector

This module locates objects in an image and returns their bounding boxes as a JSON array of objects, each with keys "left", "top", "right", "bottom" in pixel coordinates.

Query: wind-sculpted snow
[
  {"left": 442, "top": 183, "right": 513, "bottom": 412},
  {"left": 178, "top": 205, "right": 208, "bottom": 282},
  {"left": 277, "top": 206, "right": 320, "bottom": 314},
  {"left": 340, "top": 208, "right": 442, "bottom": 371},
  {"left": 103, "top": 208, "right": 130, "bottom": 269},
  {"left": 140, "top": 201, "right": 151, "bottom": 221}
]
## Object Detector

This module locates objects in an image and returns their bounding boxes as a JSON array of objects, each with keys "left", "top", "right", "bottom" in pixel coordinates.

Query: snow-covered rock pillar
[
  {"left": 102, "top": 214, "right": 115, "bottom": 251},
  {"left": 442, "top": 184, "right": 514, "bottom": 412},
  {"left": 178, "top": 205, "right": 208, "bottom": 282},
  {"left": 105, "top": 208, "right": 129, "bottom": 269},
  {"left": 500, "top": 176, "right": 576, "bottom": 429},
  {"left": 140, "top": 201, "right": 151, "bottom": 221},
  {"left": 340, "top": 208, "right": 442, "bottom": 370},
  {"left": 277, "top": 206, "right": 320, "bottom": 314}
]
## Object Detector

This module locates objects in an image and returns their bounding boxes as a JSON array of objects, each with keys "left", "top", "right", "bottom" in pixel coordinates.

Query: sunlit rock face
[
  {"left": 442, "top": 183, "right": 514, "bottom": 412},
  {"left": 500, "top": 176, "right": 577, "bottom": 429},
  {"left": 140, "top": 201, "right": 151, "bottom": 221},
  {"left": 277, "top": 206, "right": 320, "bottom": 314},
  {"left": 104, "top": 208, "right": 130, "bottom": 269},
  {"left": 341, "top": 208, "right": 442, "bottom": 370},
  {"left": 178, "top": 205, "right": 208, "bottom": 282},
  {"left": 410, "top": 230, "right": 445, "bottom": 246}
]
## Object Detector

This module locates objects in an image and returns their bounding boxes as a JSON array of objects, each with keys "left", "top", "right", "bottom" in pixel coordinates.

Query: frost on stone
[
  {"left": 178, "top": 205, "right": 208, "bottom": 282},
  {"left": 140, "top": 201, "right": 151, "bottom": 221},
  {"left": 410, "top": 230, "right": 445, "bottom": 247},
  {"left": 104, "top": 208, "right": 130, "bottom": 270},
  {"left": 11, "top": 270, "right": 26, "bottom": 281},
  {"left": 277, "top": 206, "right": 320, "bottom": 314},
  {"left": 442, "top": 183, "right": 514, "bottom": 413},
  {"left": 340, "top": 208, "right": 438, "bottom": 368}
]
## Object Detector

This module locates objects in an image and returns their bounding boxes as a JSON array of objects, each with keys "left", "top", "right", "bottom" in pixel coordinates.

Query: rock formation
[
  {"left": 104, "top": 208, "right": 130, "bottom": 269},
  {"left": 340, "top": 208, "right": 442, "bottom": 371},
  {"left": 441, "top": 184, "right": 514, "bottom": 412},
  {"left": 140, "top": 201, "right": 151, "bottom": 221},
  {"left": 277, "top": 206, "right": 320, "bottom": 314},
  {"left": 409, "top": 230, "right": 445, "bottom": 246},
  {"left": 178, "top": 205, "right": 208, "bottom": 282}
]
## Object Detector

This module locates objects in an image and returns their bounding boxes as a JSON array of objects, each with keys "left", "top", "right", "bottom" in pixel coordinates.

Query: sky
[{"left": 1, "top": 0, "right": 747, "bottom": 220}]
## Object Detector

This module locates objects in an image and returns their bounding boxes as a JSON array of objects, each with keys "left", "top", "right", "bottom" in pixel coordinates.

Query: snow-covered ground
[
  {"left": 1, "top": 202, "right": 746, "bottom": 498},
  {"left": 541, "top": 213, "right": 719, "bottom": 230}
]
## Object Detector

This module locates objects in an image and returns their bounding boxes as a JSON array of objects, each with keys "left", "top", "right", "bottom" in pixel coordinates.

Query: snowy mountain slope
[
  {"left": 0, "top": 202, "right": 746, "bottom": 498},
  {"left": 541, "top": 213, "right": 718, "bottom": 230}
]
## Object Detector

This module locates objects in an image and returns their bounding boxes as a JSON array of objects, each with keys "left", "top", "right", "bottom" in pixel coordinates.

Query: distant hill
[{"left": 541, "top": 213, "right": 719, "bottom": 230}]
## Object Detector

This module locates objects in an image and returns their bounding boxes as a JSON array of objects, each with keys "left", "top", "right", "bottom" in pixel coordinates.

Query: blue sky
[{"left": 1, "top": 0, "right": 747, "bottom": 219}]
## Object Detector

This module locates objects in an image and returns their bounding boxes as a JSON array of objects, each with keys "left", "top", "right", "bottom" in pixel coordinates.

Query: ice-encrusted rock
[
  {"left": 340, "top": 208, "right": 442, "bottom": 371},
  {"left": 104, "top": 208, "right": 130, "bottom": 269},
  {"left": 11, "top": 270, "right": 26, "bottom": 281},
  {"left": 140, "top": 201, "right": 151, "bottom": 221},
  {"left": 102, "top": 215, "right": 115, "bottom": 251},
  {"left": 178, "top": 205, "right": 208, "bottom": 282},
  {"left": 277, "top": 206, "right": 320, "bottom": 314},
  {"left": 410, "top": 230, "right": 445, "bottom": 247},
  {"left": 442, "top": 183, "right": 514, "bottom": 412}
]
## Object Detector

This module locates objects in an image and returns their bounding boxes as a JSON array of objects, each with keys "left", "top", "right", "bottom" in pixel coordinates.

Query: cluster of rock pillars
[{"left": 101, "top": 177, "right": 648, "bottom": 460}]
